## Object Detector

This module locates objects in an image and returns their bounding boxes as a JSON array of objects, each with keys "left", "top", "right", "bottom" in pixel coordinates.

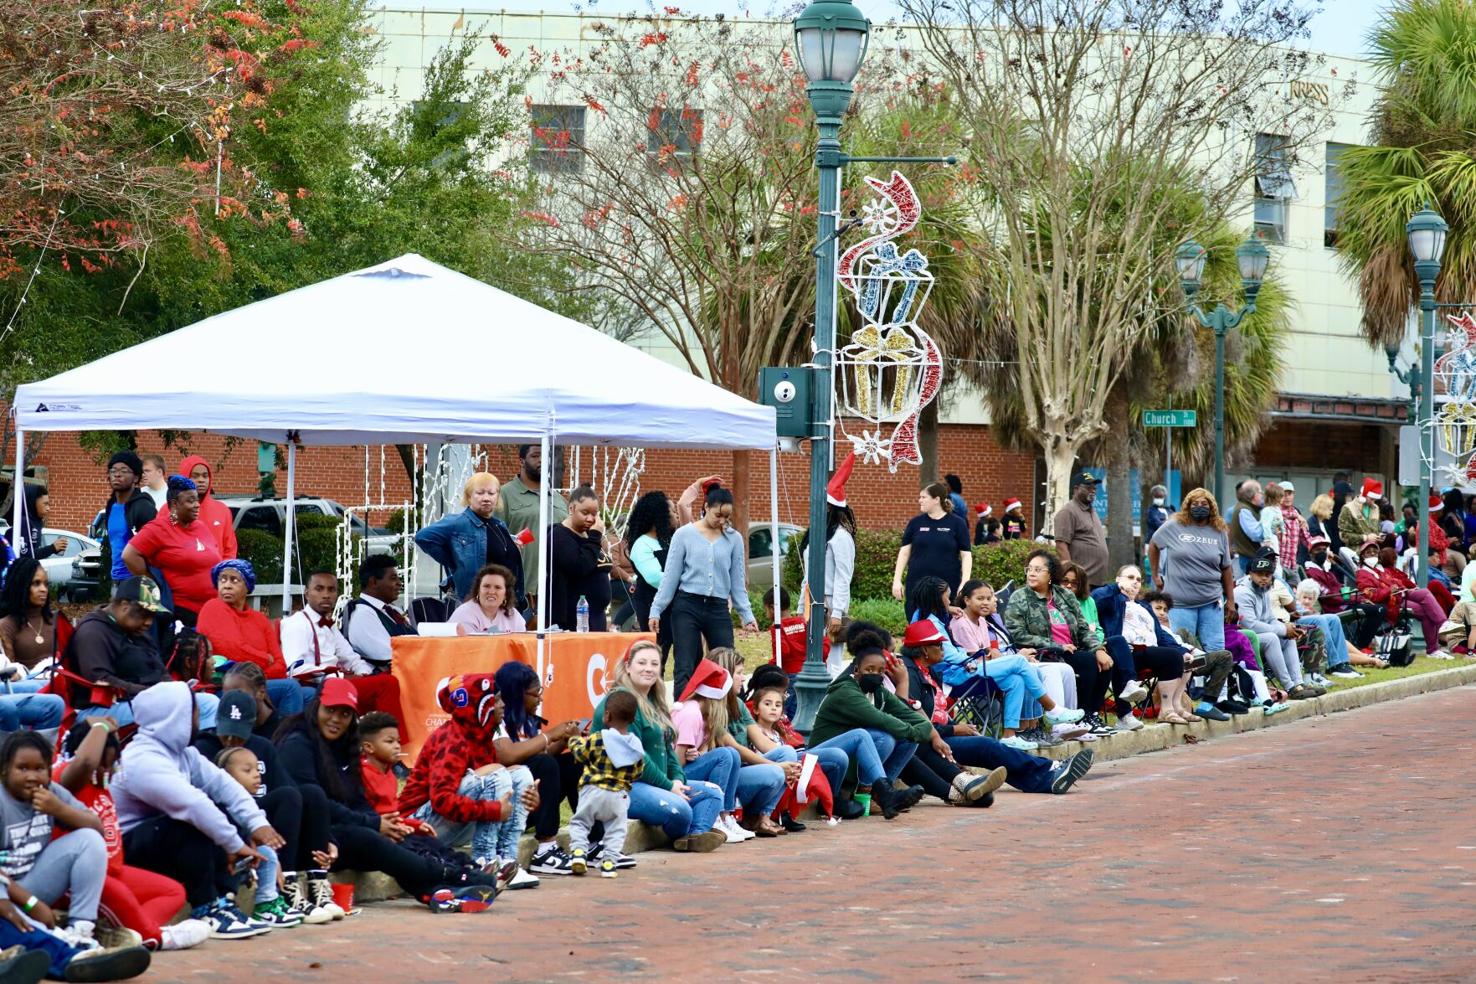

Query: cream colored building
[{"left": 366, "top": 5, "right": 1408, "bottom": 489}]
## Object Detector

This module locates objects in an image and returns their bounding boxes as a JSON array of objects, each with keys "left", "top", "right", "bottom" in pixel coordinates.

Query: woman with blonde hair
[
  {"left": 589, "top": 641, "right": 727, "bottom": 852},
  {"left": 1147, "top": 488, "right": 1237, "bottom": 653},
  {"left": 415, "top": 472, "right": 526, "bottom": 609},
  {"left": 1306, "top": 493, "right": 1337, "bottom": 545}
]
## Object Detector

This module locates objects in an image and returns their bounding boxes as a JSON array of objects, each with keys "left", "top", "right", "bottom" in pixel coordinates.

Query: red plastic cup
[
  {"left": 330, "top": 882, "right": 354, "bottom": 912},
  {"left": 514, "top": 528, "right": 535, "bottom": 547}
]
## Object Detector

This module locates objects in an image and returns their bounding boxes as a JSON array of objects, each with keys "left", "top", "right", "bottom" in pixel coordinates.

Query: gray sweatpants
[
  {"left": 1252, "top": 630, "right": 1303, "bottom": 688},
  {"left": 568, "top": 786, "right": 629, "bottom": 856},
  {"left": 20, "top": 828, "right": 106, "bottom": 922}
]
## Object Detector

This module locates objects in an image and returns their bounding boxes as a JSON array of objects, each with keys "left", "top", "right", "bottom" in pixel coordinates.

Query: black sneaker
[
  {"left": 1217, "top": 700, "right": 1250, "bottom": 715},
  {"left": 1084, "top": 713, "right": 1115, "bottom": 736},
  {"left": 1051, "top": 748, "right": 1095, "bottom": 794},
  {"left": 0, "top": 948, "right": 49, "bottom": 984},
  {"left": 63, "top": 946, "right": 151, "bottom": 983},
  {"left": 529, "top": 845, "right": 576, "bottom": 876},
  {"left": 780, "top": 815, "right": 807, "bottom": 833}
]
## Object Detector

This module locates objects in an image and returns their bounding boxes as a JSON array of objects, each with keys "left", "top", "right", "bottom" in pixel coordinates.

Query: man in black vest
[{"left": 343, "top": 555, "right": 418, "bottom": 669}]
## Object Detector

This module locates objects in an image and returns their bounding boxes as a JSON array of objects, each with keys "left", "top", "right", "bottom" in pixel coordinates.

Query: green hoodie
[
  {"left": 808, "top": 674, "right": 934, "bottom": 748},
  {"left": 591, "top": 687, "right": 684, "bottom": 791}
]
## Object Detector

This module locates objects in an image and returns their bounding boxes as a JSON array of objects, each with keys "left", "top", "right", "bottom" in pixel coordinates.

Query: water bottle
[{"left": 576, "top": 596, "right": 589, "bottom": 634}]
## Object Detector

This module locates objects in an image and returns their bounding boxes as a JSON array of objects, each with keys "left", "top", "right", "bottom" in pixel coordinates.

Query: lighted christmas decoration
[
  {"left": 833, "top": 171, "right": 944, "bottom": 472},
  {"left": 1431, "top": 312, "right": 1476, "bottom": 487}
]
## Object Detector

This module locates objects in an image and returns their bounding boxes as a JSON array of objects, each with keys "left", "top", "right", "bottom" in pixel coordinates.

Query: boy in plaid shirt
[{"left": 567, "top": 690, "right": 644, "bottom": 877}]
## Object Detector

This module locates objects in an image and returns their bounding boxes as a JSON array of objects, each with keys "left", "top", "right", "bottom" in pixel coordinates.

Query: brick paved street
[{"left": 158, "top": 686, "right": 1476, "bottom": 983}]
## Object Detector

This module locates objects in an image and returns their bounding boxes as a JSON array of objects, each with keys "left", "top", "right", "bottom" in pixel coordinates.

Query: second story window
[
  {"left": 647, "top": 107, "right": 702, "bottom": 166},
  {"left": 1324, "top": 141, "right": 1352, "bottom": 249},
  {"left": 1254, "top": 132, "right": 1296, "bottom": 244},
  {"left": 530, "top": 104, "right": 586, "bottom": 174}
]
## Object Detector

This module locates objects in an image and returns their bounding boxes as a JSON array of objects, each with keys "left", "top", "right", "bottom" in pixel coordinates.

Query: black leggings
[
  {"left": 522, "top": 752, "right": 582, "bottom": 841},
  {"left": 669, "top": 591, "right": 735, "bottom": 698},
  {"left": 330, "top": 823, "right": 451, "bottom": 899},
  {"left": 262, "top": 783, "right": 334, "bottom": 872},
  {"left": 123, "top": 816, "right": 229, "bottom": 909},
  {"left": 900, "top": 744, "right": 963, "bottom": 802}
]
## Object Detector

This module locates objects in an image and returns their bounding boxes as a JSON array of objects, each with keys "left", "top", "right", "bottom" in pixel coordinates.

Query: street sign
[{"left": 1143, "top": 409, "right": 1197, "bottom": 428}]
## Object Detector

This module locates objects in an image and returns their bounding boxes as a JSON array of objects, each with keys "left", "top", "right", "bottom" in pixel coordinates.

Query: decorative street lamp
[
  {"left": 1175, "top": 236, "right": 1270, "bottom": 506},
  {"left": 1407, "top": 205, "right": 1449, "bottom": 589},
  {"left": 792, "top": 0, "right": 870, "bottom": 735}
]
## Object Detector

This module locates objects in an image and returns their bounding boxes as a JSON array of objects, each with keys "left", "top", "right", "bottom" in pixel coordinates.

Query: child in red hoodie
[{"left": 397, "top": 673, "right": 540, "bottom": 888}]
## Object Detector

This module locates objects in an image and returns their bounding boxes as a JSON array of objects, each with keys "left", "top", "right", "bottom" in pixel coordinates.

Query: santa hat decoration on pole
[
  {"left": 678, "top": 658, "right": 733, "bottom": 703},
  {"left": 826, "top": 451, "right": 856, "bottom": 508},
  {"left": 1003, "top": 497, "right": 1022, "bottom": 514},
  {"left": 974, "top": 502, "right": 992, "bottom": 518},
  {"left": 1361, "top": 478, "right": 1384, "bottom": 500}
]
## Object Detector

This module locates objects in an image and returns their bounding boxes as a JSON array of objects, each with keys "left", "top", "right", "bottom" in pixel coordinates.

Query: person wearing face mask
[
  {"left": 1233, "top": 552, "right": 1323, "bottom": 699},
  {"left": 649, "top": 482, "right": 759, "bottom": 698},
  {"left": 1337, "top": 479, "right": 1384, "bottom": 559},
  {"left": 415, "top": 472, "right": 527, "bottom": 610},
  {"left": 1354, "top": 541, "right": 1450, "bottom": 659},
  {"left": 1226, "top": 480, "right": 1265, "bottom": 576},
  {"left": 1303, "top": 535, "right": 1385, "bottom": 650},
  {"left": 546, "top": 485, "right": 611, "bottom": 633},
  {"left": 1148, "top": 488, "right": 1237, "bottom": 656},
  {"left": 1144, "top": 485, "right": 1169, "bottom": 573},
  {"left": 1276, "top": 482, "right": 1312, "bottom": 577}
]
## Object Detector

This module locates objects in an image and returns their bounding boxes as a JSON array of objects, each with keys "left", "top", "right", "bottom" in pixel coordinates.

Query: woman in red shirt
[
  {"left": 121, "top": 476, "right": 222, "bottom": 623},
  {"left": 196, "top": 559, "right": 308, "bottom": 716}
]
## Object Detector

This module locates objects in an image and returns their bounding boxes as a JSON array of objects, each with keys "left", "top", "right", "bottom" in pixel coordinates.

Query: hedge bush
[{"left": 235, "top": 529, "right": 285, "bottom": 585}]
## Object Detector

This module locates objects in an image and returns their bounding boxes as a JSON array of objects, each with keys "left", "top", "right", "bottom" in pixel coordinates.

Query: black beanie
[{"left": 107, "top": 451, "right": 143, "bottom": 478}]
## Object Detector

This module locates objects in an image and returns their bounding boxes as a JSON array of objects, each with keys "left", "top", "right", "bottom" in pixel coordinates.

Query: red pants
[
  {"left": 98, "top": 865, "right": 186, "bottom": 948},
  {"left": 348, "top": 673, "right": 406, "bottom": 729}
]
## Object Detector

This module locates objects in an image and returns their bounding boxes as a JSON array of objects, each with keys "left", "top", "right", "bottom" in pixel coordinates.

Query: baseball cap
[
  {"left": 216, "top": 691, "right": 257, "bottom": 740},
  {"left": 1249, "top": 553, "right": 1276, "bottom": 574},
  {"left": 320, "top": 677, "right": 359, "bottom": 712},
  {"left": 114, "top": 576, "right": 171, "bottom": 615},
  {"left": 1071, "top": 469, "right": 1101, "bottom": 488}
]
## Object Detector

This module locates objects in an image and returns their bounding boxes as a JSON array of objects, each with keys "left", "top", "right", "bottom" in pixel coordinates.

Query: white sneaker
[
  {"left": 1115, "top": 712, "right": 1144, "bottom": 731},
  {"left": 720, "top": 815, "right": 753, "bottom": 842},
  {"left": 159, "top": 919, "right": 211, "bottom": 951},
  {"left": 1330, "top": 667, "right": 1362, "bottom": 679},
  {"left": 1427, "top": 649, "right": 1454, "bottom": 660},
  {"left": 506, "top": 867, "right": 540, "bottom": 890},
  {"left": 58, "top": 923, "right": 100, "bottom": 952},
  {"left": 999, "top": 734, "right": 1037, "bottom": 751},
  {"left": 1043, "top": 706, "right": 1085, "bottom": 727},
  {"left": 1118, "top": 681, "right": 1149, "bottom": 704}
]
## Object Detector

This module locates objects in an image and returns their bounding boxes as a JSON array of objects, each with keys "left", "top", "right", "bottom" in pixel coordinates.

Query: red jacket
[
  {"left": 1304, "top": 562, "right": 1349, "bottom": 614},
  {"left": 178, "top": 455, "right": 238, "bottom": 560},
  {"left": 397, "top": 673, "right": 504, "bottom": 823},
  {"left": 196, "top": 598, "right": 288, "bottom": 678},
  {"left": 1403, "top": 517, "right": 1448, "bottom": 565},
  {"left": 1355, "top": 564, "right": 1413, "bottom": 621},
  {"left": 769, "top": 616, "right": 828, "bottom": 675}
]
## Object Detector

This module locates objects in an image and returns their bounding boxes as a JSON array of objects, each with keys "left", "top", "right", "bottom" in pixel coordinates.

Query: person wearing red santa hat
[
  {"left": 1001, "top": 497, "right": 1028, "bottom": 541},
  {"left": 972, "top": 502, "right": 1000, "bottom": 546},
  {"left": 671, "top": 658, "right": 787, "bottom": 839},
  {"left": 1337, "top": 478, "right": 1384, "bottom": 554},
  {"left": 801, "top": 452, "right": 858, "bottom": 639}
]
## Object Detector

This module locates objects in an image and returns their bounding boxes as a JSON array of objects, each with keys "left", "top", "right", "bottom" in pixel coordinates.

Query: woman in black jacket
[
  {"left": 275, "top": 692, "right": 499, "bottom": 911},
  {"left": 546, "top": 485, "right": 611, "bottom": 631}
]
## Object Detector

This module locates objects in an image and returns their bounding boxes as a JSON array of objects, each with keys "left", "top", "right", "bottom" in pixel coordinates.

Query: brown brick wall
[{"left": 12, "top": 423, "right": 1038, "bottom": 537}]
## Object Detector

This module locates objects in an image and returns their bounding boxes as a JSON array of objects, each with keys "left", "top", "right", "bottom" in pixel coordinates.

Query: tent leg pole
[
  {"left": 11, "top": 428, "right": 24, "bottom": 555},
  {"left": 770, "top": 446, "right": 782, "bottom": 665},
  {"left": 536, "top": 429, "right": 552, "bottom": 682},
  {"left": 282, "top": 441, "right": 296, "bottom": 618}
]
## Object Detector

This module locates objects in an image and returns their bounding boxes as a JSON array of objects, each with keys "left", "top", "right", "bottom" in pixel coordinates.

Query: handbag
[{"left": 1373, "top": 618, "right": 1414, "bottom": 667}]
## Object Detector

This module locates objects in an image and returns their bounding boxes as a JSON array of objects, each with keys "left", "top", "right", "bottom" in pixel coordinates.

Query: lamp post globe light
[
  {"left": 792, "top": 0, "right": 869, "bottom": 735},
  {"left": 1175, "top": 236, "right": 1269, "bottom": 507},
  {"left": 1406, "top": 206, "right": 1449, "bottom": 589}
]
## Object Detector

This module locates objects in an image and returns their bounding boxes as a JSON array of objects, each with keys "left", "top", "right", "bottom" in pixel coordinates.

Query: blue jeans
[
  {"left": 863, "top": 728, "right": 917, "bottom": 782},
  {"left": 735, "top": 762, "right": 786, "bottom": 817},
  {"left": 763, "top": 744, "right": 850, "bottom": 798},
  {"left": 265, "top": 678, "right": 306, "bottom": 717},
  {"left": 412, "top": 765, "right": 532, "bottom": 863},
  {"left": 76, "top": 690, "right": 219, "bottom": 730},
  {"left": 683, "top": 747, "right": 741, "bottom": 810},
  {"left": 1297, "top": 613, "right": 1350, "bottom": 669},
  {"left": 627, "top": 780, "right": 723, "bottom": 840},
  {"left": 0, "top": 917, "right": 86, "bottom": 979},
  {"left": 811, "top": 728, "right": 884, "bottom": 786},
  {"left": 984, "top": 652, "right": 1048, "bottom": 729},
  {"left": 945, "top": 734, "right": 1056, "bottom": 793},
  {"left": 0, "top": 692, "right": 64, "bottom": 732},
  {"left": 1169, "top": 600, "right": 1226, "bottom": 652}
]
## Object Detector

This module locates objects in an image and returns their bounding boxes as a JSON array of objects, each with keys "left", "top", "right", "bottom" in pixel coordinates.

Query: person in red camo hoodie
[
  {"left": 398, "top": 673, "right": 541, "bottom": 889},
  {"left": 195, "top": 559, "right": 306, "bottom": 718},
  {"left": 178, "top": 455, "right": 237, "bottom": 560}
]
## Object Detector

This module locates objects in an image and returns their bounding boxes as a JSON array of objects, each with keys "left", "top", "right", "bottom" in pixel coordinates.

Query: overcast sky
[{"left": 371, "top": 0, "right": 1388, "bottom": 59}]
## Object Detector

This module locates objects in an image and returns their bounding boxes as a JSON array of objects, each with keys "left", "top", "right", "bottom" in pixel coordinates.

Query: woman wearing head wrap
[
  {"left": 196, "top": 558, "right": 306, "bottom": 717},
  {"left": 122, "top": 476, "right": 222, "bottom": 623}
]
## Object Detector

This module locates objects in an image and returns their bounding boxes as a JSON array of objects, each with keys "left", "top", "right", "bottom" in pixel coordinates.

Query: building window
[
  {"left": 1324, "top": 141, "right": 1352, "bottom": 249},
  {"left": 647, "top": 107, "right": 702, "bottom": 165},
  {"left": 529, "top": 104, "right": 585, "bottom": 174},
  {"left": 1253, "top": 132, "right": 1297, "bottom": 244}
]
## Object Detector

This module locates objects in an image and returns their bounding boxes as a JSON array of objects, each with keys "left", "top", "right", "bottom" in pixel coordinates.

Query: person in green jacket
[
  {"left": 590, "top": 640, "right": 726, "bottom": 853},
  {"left": 809, "top": 623, "right": 931, "bottom": 820}
]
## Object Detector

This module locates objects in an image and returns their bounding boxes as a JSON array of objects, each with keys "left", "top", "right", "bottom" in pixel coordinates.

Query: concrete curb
[
  {"left": 339, "top": 664, "right": 1476, "bottom": 903},
  {"left": 1031, "top": 662, "right": 1476, "bottom": 764}
]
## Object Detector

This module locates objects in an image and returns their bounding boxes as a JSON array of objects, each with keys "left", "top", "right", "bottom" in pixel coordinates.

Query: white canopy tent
[{"left": 12, "top": 254, "right": 783, "bottom": 660}]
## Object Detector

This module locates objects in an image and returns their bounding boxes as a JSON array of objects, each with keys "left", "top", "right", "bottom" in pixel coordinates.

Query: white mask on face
[
  {"left": 1152, "top": 497, "right": 1165, "bottom": 506},
  {"left": 1363, "top": 556, "right": 1379, "bottom": 568}
]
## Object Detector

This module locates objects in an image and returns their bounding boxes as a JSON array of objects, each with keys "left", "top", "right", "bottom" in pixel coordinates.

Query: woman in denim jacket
[{"left": 415, "top": 473, "right": 526, "bottom": 609}]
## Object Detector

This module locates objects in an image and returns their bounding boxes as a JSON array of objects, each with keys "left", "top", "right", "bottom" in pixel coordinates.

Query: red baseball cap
[{"left": 320, "top": 677, "right": 359, "bottom": 712}]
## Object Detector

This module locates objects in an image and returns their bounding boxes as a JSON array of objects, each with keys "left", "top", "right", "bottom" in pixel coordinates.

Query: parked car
[
  {"left": 215, "top": 496, "right": 403, "bottom": 556},
  {"left": 37, "top": 529, "right": 102, "bottom": 602},
  {"left": 746, "top": 522, "right": 803, "bottom": 591}
]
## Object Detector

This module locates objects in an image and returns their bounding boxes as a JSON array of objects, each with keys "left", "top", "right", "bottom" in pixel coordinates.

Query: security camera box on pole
[{"left": 759, "top": 367, "right": 817, "bottom": 439}]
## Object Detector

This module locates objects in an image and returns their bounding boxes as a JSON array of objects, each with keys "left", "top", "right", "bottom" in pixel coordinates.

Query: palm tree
[{"left": 1335, "top": 0, "right": 1476, "bottom": 347}]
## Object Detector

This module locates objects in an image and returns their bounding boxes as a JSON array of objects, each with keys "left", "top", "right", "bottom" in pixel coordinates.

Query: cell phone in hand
[{"left": 232, "top": 856, "right": 254, "bottom": 875}]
